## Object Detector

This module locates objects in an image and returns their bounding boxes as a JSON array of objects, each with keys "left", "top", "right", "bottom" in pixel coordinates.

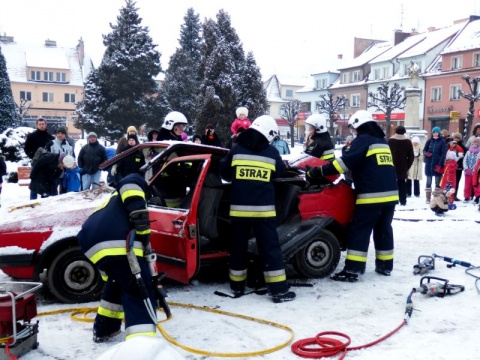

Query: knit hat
[
  {"left": 432, "top": 126, "right": 441, "bottom": 134},
  {"left": 58, "top": 152, "right": 67, "bottom": 163},
  {"left": 87, "top": 132, "right": 97, "bottom": 139},
  {"left": 127, "top": 126, "right": 137, "bottom": 134},
  {"left": 236, "top": 107, "right": 248, "bottom": 117},
  {"left": 411, "top": 136, "right": 420, "bottom": 144},
  {"left": 192, "top": 134, "right": 202, "bottom": 143},
  {"left": 127, "top": 134, "right": 139, "bottom": 144},
  {"left": 452, "top": 132, "right": 462, "bottom": 140},
  {"left": 63, "top": 155, "right": 75, "bottom": 168},
  {"left": 446, "top": 150, "right": 456, "bottom": 161},
  {"left": 395, "top": 126, "right": 406, "bottom": 135},
  {"left": 56, "top": 127, "right": 67, "bottom": 135}
]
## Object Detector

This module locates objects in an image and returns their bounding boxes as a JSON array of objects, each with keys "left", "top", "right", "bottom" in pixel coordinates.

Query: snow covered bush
[{"left": 0, "top": 126, "right": 32, "bottom": 162}]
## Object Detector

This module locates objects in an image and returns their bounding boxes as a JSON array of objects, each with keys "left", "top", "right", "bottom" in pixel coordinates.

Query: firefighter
[
  {"left": 77, "top": 173, "right": 157, "bottom": 342},
  {"left": 304, "top": 113, "right": 335, "bottom": 161},
  {"left": 220, "top": 115, "right": 296, "bottom": 303},
  {"left": 158, "top": 111, "right": 188, "bottom": 141},
  {"left": 306, "top": 110, "right": 398, "bottom": 282}
]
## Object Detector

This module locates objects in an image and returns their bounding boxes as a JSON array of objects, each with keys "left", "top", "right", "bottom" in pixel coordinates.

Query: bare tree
[
  {"left": 368, "top": 82, "right": 406, "bottom": 139},
  {"left": 280, "top": 100, "right": 302, "bottom": 148},
  {"left": 316, "top": 90, "right": 348, "bottom": 137},
  {"left": 458, "top": 74, "right": 480, "bottom": 139}
]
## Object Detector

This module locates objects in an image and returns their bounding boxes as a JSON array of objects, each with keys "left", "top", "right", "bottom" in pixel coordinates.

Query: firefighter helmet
[
  {"left": 305, "top": 114, "right": 328, "bottom": 134},
  {"left": 348, "top": 110, "right": 374, "bottom": 129},
  {"left": 162, "top": 111, "right": 188, "bottom": 130},
  {"left": 250, "top": 115, "right": 278, "bottom": 143}
]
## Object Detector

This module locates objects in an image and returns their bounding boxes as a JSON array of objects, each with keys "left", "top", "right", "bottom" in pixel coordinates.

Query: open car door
[{"left": 147, "top": 154, "right": 213, "bottom": 284}]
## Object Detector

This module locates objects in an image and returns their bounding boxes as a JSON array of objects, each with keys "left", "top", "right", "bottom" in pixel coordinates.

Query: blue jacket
[
  {"left": 423, "top": 137, "right": 447, "bottom": 177},
  {"left": 62, "top": 167, "right": 82, "bottom": 192}
]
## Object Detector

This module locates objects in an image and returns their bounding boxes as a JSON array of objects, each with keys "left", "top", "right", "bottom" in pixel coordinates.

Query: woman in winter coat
[
  {"left": 465, "top": 123, "right": 480, "bottom": 149},
  {"left": 29, "top": 152, "right": 66, "bottom": 198},
  {"left": 407, "top": 136, "right": 423, "bottom": 197},
  {"left": 423, "top": 126, "right": 448, "bottom": 203},
  {"left": 114, "top": 134, "right": 145, "bottom": 182}
]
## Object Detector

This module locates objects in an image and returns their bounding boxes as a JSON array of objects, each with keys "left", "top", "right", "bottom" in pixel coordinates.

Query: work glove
[
  {"left": 111, "top": 164, "right": 117, "bottom": 176},
  {"left": 305, "top": 165, "right": 323, "bottom": 185},
  {"left": 130, "top": 209, "right": 151, "bottom": 245}
]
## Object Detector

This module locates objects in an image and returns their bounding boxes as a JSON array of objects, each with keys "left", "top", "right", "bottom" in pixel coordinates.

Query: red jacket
[
  {"left": 440, "top": 160, "right": 457, "bottom": 190},
  {"left": 230, "top": 118, "right": 251, "bottom": 135}
]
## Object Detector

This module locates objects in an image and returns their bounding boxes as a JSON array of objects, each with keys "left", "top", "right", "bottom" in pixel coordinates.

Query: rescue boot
[
  {"left": 425, "top": 189, "right": 432, "bottom": 204},
  {"left": 331, "top": 269, "right": 359, "bottom": 282},
  {"left": 271, "top": 290, "right": 296, "bottom": 303}
]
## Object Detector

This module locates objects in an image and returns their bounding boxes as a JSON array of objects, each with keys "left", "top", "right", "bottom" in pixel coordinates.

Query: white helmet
[
  {"left": 305, "top": 114, "right": 328, "bottom": 133},
  {"left": 162, "top": 111, "right": 188, "bottom": 130},
  {"left": 250, "top": 115, "right": 278, "bottom": 143},
  {"left": 348, "top": 110, "right": 374, "bottom": 129}
]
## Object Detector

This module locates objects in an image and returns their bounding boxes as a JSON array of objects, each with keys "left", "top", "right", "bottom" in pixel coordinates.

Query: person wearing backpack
[{"left": 24, "top": 117, "right": 54, "bottom": 199}]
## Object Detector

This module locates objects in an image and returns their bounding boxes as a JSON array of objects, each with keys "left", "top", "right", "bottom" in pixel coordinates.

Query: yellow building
[{"left": 0, "top": 36, "right": 93, "bottom": 138}]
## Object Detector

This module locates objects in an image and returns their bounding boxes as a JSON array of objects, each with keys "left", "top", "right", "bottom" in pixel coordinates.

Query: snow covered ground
[{"left": 1, "top": 143, "right": 480, "bottom": 360}]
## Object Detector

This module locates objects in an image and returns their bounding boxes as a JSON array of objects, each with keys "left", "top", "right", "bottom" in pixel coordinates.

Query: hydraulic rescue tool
[
  {"left": 432, "top": 253, "right": 474, "bottom": 269},
  {"left": 0, "top": 282, "right": 42, "bottom": 359},
  {"left": 414, "top": 276, "right": 464, "bottom": 297},
  {"left": 413, "top": 255, "right": 435, "bottom": 275}
]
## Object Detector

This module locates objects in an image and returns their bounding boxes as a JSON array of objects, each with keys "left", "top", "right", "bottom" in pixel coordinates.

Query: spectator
[
  {"left": 192, "top": 135, "right": 202, "bottom": 144},
  {"left": 62, "top": 155, "right": 82, "bottom": 193},
  {"left": 407, "top": 136, "right": 423, "bottom": 198},
  {"left": 271, "top": 134, "right": 290, "bottom": 155},
  {"left": 112, "top": 134, "right": 145, "bottom": 181},
  {"left": 201, "top": 123, "right": 222, "bottom": 147},
  {"left": 440, "top": 150, "right": 458, "bottom": 191},
  {"left": 47, "top": 127, "right": 75, "bottom": 195},
  {"left": 465, "top": 123, "right": 480, "bottom": 149},
  {"left": 463, "top": 137, "right": 480, "bottom": 202},
  {"left": 115, "top": 137, "right": 128, "bottom": 155},
  {"left": 158, "top": 111, "right": 188, "bottom": 141},
  {"left": 0, "top": 154, "right": 6, "bottom": 207},
  {"left": 225, "top": 127, "right": 245, "bottom": 150},
  {"left": 423, "top": 126, "right": 448, "bottom": 204},
  {"left": 230, "top": 107, "right": 251, "bottom": 136},
  {"left": 24, "top": 117, "right": 54, "bottom": 200},
  {"left": 126, "top": 126, "right": 138, "bottom": 138},
  {"left": 430, "top": 188, "right": 455, "bottom": 217},
  {"left": 29, "top": 152, "right": 67, "bottom": 198},
  {"left": 147, "top": 129, "right": 159, "bottom": 142},
  {"left": 441, "top": 129, "right": 452, "bottom": 142},
  {"left": 388, "top": 126, "right": 414, "bottom": 206},
  {"left": 451, "top": 133, "right": 467, "bottom": 201},
  {"left": 77, "top": 132, "right": 108, "bottom": 191}
]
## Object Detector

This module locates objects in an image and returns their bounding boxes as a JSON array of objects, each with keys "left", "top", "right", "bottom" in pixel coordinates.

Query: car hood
[{"left": 0, "top": 186, "right": 114, "bottom": 232}]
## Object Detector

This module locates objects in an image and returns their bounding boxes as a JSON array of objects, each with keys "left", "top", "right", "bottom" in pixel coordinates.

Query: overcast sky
[{"left": 1, "top": 0, "right": 479, "bottom": 80}]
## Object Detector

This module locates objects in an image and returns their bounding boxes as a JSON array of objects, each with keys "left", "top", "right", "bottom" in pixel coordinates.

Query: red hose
[{"left": 291, "top": 320, "right": 407, "bottom": 359}]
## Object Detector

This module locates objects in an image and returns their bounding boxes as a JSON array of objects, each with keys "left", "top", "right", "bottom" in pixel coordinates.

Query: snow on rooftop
[
  {"left": 370, "top": 34, "right": 427, "bottom": 64},
  {"left": 399, "top": 23, "right": 465, "bottom": 59},
  {"left": 337, "top": 41, "right": 392, "bottom": 70},
  {"left": 441, "top": 18, "right": 480, "bottom": 54}
]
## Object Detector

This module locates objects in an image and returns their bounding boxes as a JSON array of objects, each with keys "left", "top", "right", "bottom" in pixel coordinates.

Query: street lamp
[{"left": 458, "top": 74, "right": 480, "bottom": 138}]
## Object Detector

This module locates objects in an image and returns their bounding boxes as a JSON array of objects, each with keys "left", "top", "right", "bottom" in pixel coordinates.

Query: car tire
[
  {"left": 47, "top": 246, "right": 104, "bottom": 304},
  {"left": 293, "top": 229, "right": 340, "bottom": 278}
]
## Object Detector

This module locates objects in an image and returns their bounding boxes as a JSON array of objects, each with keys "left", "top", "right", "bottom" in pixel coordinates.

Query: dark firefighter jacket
[
  {"left": 304, "top": 132, "right": 335, "bottom": 161},
  {"left": 320, "top": 132, "right": 398, "bottom": 206},
  {"left": 220, "top": 129, "right": 286, "bottom": 218},
  {"left": 77, "top": 173, "right": 150, "bottom": 264}
]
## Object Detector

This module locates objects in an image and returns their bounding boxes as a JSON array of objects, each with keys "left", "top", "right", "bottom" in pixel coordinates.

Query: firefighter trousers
[
  {"left": 94, "top": 255, "right": 157, "bottom": 339},
  {"left": 229, "top": 217, "right": 289, "bottom": 295},
  {"left": 344, "top": 204, "right": 395, "bottom": 273}
]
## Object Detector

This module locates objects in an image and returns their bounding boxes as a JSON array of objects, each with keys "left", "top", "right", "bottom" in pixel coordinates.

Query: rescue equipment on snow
[
  {"left": 432, "top": 253, "right": 480, "bottom": 293},
  {"left": 414, "top": 276, "right": 464, "bottom": 297},
  {"left": 413, "top": 255, "right": 435, "bottom": 275}
]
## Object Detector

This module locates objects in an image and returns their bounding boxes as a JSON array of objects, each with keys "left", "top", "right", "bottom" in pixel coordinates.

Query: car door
[{"left": 148, "top": 154, "right": 213, "bottom": 284}]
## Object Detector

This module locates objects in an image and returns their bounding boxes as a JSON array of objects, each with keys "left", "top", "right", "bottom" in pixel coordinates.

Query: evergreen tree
[
  {"left": 75, "top": 0, "right": 161, "bottom": 137},
  {"left": 215, "top": 10, "right": 245, "bottom": 74},
  {"left": 178, "top": 8, "right": 202, "bottom": 63},
  {"left": 163, "top": 8, "right": 202, "bottom": 125},
  {"left": 196, "top": 38, "right": 238, "bottom": 143},
  {"left": 0, "top": 46, "right": 20, "bottom": 133},
  {"left": 237, "top": 52, "right": 268, "bottom": 121}
]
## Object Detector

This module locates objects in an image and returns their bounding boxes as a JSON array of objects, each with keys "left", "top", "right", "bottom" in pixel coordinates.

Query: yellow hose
[{"left": 35, "top": 302, "right": 294, "bottom": 358}]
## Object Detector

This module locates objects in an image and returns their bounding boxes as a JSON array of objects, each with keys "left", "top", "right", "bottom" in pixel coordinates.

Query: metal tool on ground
[
  {"left": 413, "top": 255, "right": 435, "bottom": 275},
  {"left": 0, "top": 281, "right": 42, "bottom": 360},
  {"left": 414, "top": 276, "right": 464, "bottom": 297},
  {"left": 432, "top": 253, "right": 480, "bottom": 293}
]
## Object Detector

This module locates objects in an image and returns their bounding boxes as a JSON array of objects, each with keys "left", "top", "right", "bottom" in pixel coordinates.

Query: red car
[{"left": 0, "top": 142, "right": 354, "bottom": 303}]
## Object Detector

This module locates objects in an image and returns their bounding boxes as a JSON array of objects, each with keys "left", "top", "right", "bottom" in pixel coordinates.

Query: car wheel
[
  {"left": 293, "top": 229, "right": 340, "bottom": 278},
  {"left": 47, "top": 246, "right": 104, "bottom": 303}
]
